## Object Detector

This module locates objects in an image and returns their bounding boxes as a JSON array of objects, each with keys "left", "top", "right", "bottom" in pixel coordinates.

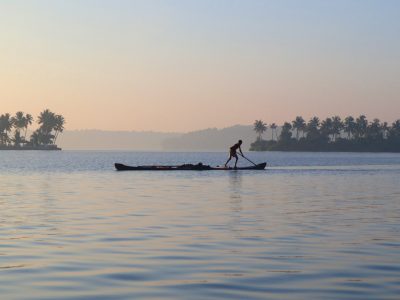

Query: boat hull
[{"left": 115, "top": 162, "right": 267, "bottom": 171}]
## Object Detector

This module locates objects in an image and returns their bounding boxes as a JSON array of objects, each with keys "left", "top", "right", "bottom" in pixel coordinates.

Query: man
[{"left": 225, "top": 140, "right": 243, "bottom": 168}]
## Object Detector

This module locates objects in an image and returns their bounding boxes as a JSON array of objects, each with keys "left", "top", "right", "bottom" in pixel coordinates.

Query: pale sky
[{"left": 1, "top": 0, "right": 399, "bottom": 132}]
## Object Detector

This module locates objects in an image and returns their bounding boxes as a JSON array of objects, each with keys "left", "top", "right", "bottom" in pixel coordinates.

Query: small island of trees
[
  {"left": 0, "top": 109, "right": 65, "bottom": 150},
  {"left": 250, "top": 115, "right": 400, "bottom": 152}
]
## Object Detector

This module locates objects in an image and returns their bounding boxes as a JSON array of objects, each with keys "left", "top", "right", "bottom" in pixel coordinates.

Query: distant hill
[
  {"left": 57, "top": 130, "right": 180, "bottom": 150},
  {"left": 162, "top": 125, "right": 269, "bottom": 151},
  {"left": 56, "top": 125, "right": 269, "bottom": 151}
]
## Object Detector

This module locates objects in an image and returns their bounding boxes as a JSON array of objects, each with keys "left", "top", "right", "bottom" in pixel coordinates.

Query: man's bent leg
[{"left": 225, "top": 156, "right": 232, "bottom": 167}]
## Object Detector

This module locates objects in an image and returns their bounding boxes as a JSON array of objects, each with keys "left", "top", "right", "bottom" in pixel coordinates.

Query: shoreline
[
  {"left": 249, "top": 140, "right": 400, "bottom": 153},
  {"left": 0, "top": 146, "right": 61, "bottom": 151},
  {"left": 250, "top": 149, "right": 400, "bottom": 153}
]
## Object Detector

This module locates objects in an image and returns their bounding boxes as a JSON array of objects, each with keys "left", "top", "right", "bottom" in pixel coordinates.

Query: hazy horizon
[
  {"left": 1, "top": 0, "right": 399, "bottom": 132},
  {"left": 56, "top": 124, "right": 260, "bottom": 151}
]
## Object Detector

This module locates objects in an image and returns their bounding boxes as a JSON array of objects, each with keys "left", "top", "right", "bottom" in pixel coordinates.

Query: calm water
[{"left": 1, "top": 151, "right": 400, "bottom": 299}]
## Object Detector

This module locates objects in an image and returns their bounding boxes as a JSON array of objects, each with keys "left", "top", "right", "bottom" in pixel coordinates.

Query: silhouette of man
[{"left": 225, "top": 140, "right": 243, "bottom": 168}]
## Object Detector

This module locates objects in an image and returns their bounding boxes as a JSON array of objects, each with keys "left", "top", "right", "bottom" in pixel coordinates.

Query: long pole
[{"left": 239, "top": 153, "right": 257, "bottom": 166}]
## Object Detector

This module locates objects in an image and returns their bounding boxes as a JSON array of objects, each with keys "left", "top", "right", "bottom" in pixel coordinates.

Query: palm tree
[
  {"left": 37, "top": 109, "right": 57, "bottom": 145},
  {"left": 321, "top": 117, "right": 333, "bottom": 141},
  {"left": 38, "top": 109, "right": 56, "bottom": 134},
  {"left": 300, "top": 120, "right": 306, "bottom": 138},
  {"left": 34, "top": 109, "right": 66, "bottom": 146},
  {"left": 30, "top": 130, "right": 41, "bottom": 147},
  {"left": 279, "top": 122, "right": 292, "bottom": 142},
  {"left": 292, "top": 116, "right": 305, "bottom": 140},
  {"left": 355, "top": 115, "right": 368, "bottom": 139},
  {"left": 0, "top": 110, "right": 65, "bottom": 148},
  {"left": 0, "top": 115, "right": 6, "bottom": 146},
  {"left": 367, "top": 118, "right": 383, "bottom": 140},
  {"left": 331, "top": 116, "right": 343, "bottom": 141},
  {"left": 0, "top": 116, "right": 5, "bottom": 146},
  {"left": 253, "top": 120, "right": 267, "bottom": 141},
  {"left": 381, "top": 121, "right": 389, "bottom": 139},
  {"left": 12, "top": 111, "right": 25, "bottom": 131},
  {"left": 24, "top": 114, "right": 33, "bottom": 140},
  {"left": 270, "top": 123, "right": 277, "bottom": 141},
  {"left": 53, "top": 115, "right": 65, "bottom": 144},
  {"left": 0, "top": 113, "right": 13, "bottom": 146},
  {"left": 344, "top": 116, "right": 356, "bottom": 139},
  {"left": 11, "top": 112, "right": 27, "bottom": 146},
  {"left": 389, "top": 120, "right": 400, "bottom": 139},
  {"left": 306, "top": 117, "right": 320, "bottom": 140},
  {"left": 12, "top": 131, "right": 24, "bottom": 147}
]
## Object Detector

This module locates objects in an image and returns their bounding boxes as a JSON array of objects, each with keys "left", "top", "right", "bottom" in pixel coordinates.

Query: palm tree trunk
[{"left": 54, "top": 131, "right": 59, "bottom": 144}]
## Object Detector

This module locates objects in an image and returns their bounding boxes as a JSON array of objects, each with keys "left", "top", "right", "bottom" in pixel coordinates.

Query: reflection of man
[{"left": 225, "top": 140, "right": 243, "bottom": 168}]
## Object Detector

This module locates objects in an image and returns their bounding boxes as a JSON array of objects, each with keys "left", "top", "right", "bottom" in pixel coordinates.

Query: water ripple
[{"left": 0, "top": 151, "right": 399, "bottom": 299}]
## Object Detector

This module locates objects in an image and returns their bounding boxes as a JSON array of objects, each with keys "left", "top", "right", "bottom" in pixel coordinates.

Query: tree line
[
  {"left": 251, "top": 115, "right": 400, "bottom": 152},
  {"left": 0, "top": 109, "right": 65, "bottom": 149}
]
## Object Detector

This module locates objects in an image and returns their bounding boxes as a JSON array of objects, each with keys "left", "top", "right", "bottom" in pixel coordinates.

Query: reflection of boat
[{"left": 115, "top": 162, "right": 267, "bottom": 171}]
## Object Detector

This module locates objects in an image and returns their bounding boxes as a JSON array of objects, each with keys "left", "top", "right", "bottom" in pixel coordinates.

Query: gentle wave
[{"left": 0, "top": 151, "right": 399, "bottom": 299}]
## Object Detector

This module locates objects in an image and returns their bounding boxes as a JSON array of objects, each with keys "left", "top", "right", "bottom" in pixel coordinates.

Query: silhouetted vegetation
[
  {"left": 253, "top": 120, "right": 267, "bottom": 141},
  {"left": 0, "top": 109, "right": 65, "bottom": 150},
  {"left": 250, "top": 115, "right": 400, "bottom": 152}
]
